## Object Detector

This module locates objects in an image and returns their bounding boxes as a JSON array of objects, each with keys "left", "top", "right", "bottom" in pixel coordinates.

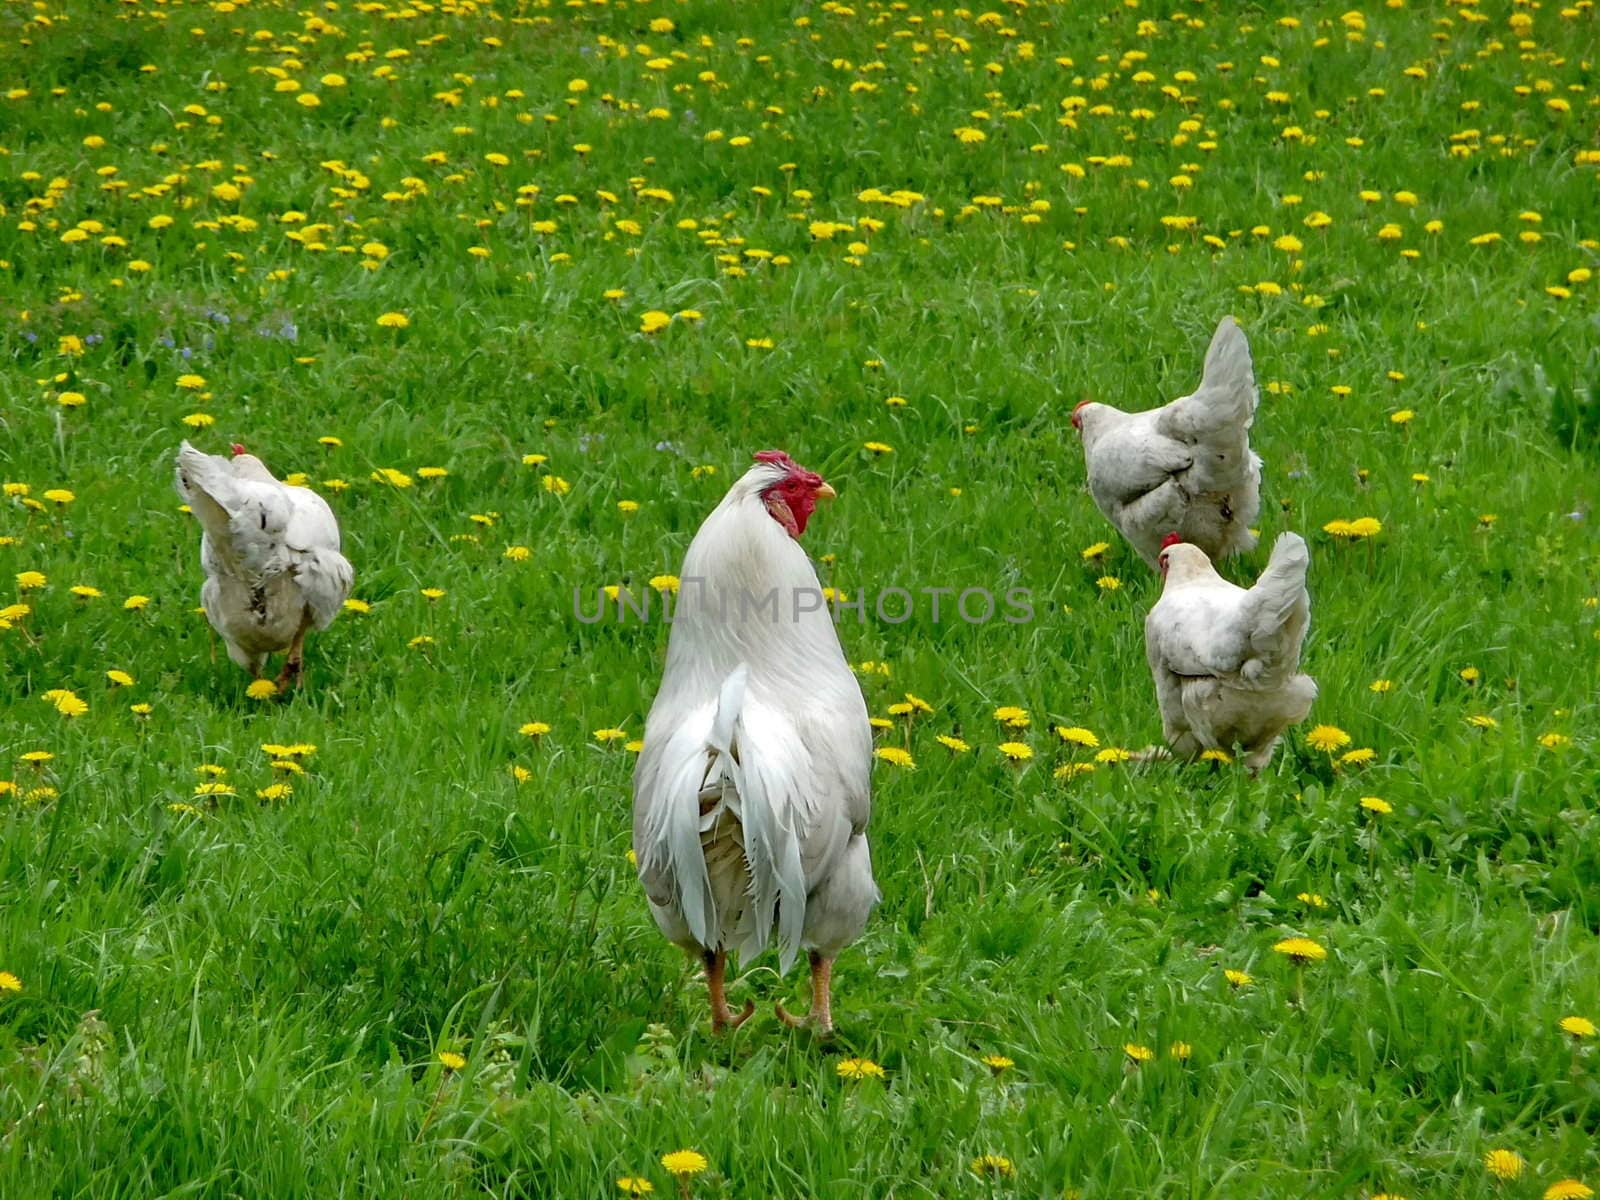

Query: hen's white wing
[{"left": 283, "top": 486, "right": 353, "bottom": 628}]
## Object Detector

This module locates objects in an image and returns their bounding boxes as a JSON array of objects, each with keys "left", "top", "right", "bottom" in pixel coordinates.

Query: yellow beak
[{"left": 816, "top": 481, "right": 837, "bottom": 501}]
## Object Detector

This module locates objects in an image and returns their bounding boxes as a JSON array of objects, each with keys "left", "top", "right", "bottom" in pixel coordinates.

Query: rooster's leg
[
  {"left": 705, "top": 949, "right": 753, "bottom": 1034},
  {"left": 274, "top": 616, "right": 312, "bottom": 691},
  {"left": 775, "top": 951, "right": 835, "bottom": 1037}
]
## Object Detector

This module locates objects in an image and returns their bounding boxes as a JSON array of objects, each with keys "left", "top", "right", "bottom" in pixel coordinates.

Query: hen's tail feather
[
  {"left": 1252, "top": 532, "right": 1309, "bottom": 629},
  {"left": 1161, "top": 316, "right": 1258, "bottom": 443},
  {"left": 175, "top": 442, "right": 236, "bottom": 534},
  {"left": 1194, "top": 316, "right": 1257, "bottom": 426},
  {"left": 1241, "top": 533, "right": 1311, "bottom": 682},
  {"left": 175, "top": 442, "right": 248, "bottom": 575}
]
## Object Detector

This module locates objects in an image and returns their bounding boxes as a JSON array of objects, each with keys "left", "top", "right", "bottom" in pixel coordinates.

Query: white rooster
[
  {"left": 174, "top": 440, "right": 353, "bottom": 689},
  {"left": 1145, "top": 532, "right": 1317, "bottom": 773},
  {"left": 632, "top": 450, "right": 876, "bottom": 1036},
  {"left": 1072, "top": 316, "right": 1262, "bottom": 568}
]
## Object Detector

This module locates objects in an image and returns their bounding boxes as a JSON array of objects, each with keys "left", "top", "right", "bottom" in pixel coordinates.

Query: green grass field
[{"left": 3, "top": 0, "right": 1599, "bottom": 1195}]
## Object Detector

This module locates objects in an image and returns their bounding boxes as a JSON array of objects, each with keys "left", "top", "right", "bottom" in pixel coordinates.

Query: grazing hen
[
  {"left": 632, "top": 450, "right": 876, "bottom": 1036},
  {"left": 1145, "top": 532, "right": 1317, "bottom": 773},
  {"left": 1072, "top": 316, "right": 1262, "bottom": 568},
  {"left": 174, "top": 440, "right": 353, "bottom": 689}
]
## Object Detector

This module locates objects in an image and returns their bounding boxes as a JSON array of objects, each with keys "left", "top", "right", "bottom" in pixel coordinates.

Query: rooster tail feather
[
  {"left": 707, "top": 664, "right": 747, "bottom": 758},
  {"left": 710, "top": 666, "right": 806, "bottom": 973},
  {"left": 663, "top": 769, "right": 717, "bottom": 951}
]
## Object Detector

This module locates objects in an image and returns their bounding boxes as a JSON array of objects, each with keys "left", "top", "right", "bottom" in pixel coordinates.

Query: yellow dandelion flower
[
  {"left": 0, "top": 971, "right": 21, "bottom": 993},
  {"left": 1224, "top": 969, "right": 1253, "bottom": 988},
  {"left": 1559, "top": 1016, "right": 1596, "bottom": 1039},
  {"left": 1054, "top": 762, "right": 1096, "bottom": 779},
  {"left": 970, "top": 1155, "right": 1013, "bottom": 1178},
  {"left": 1272, "top": 937, "right": 1327, "bottom": 964},
  {"left": 438, "top": 1051, "right": 466, "bottom": 1071},
  {"left": 1359, "top": 796, "right": 1392, "bottom": 815},
  {"left": 660, "top": 1151, "right": 708, "bottom": 1178},
  {"left": 616, "top": 1179, "right": 654, "bottom": 1197},
  {"left": 1305, "top": 725, "right": 1351, "bottom": 752},
  {"left": 935, "top": 735, "right": 970, "bottom": 753},
  {"left": 376, "top": 311, "right": 410, "bottom": 328},
  {"left": 997, "top": 742, "right": 1033, "bottom": 762},
  {"left": 1057, "top": 726, "right": 1099, "bottom": 747},
  {"left": 1545, "top": 1184, "right": 1594, "bottom": 1200},
  {"left": 245, "top": 679, "right": 279, "bottom": 700},
  {"left": 1484, "top": 1150, "right": 1525, "bottom": 1181},
  {"left": 981, "top": 1054, "right": 1014, "bottom": 1073},
  {"left": 1123, "top": 1043, "right": 1154, "bottom": 1063},
  {"left": 874, "top": 746, "right": 915, "bottom": 768},
  {"left": 835, "top": 1057, "right": 886, "bottom": 1079}
]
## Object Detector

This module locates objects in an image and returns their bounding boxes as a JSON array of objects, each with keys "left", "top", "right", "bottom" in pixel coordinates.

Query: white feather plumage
[
  {"left": 631, "top": 461, "right": 876, "bottom": 975},
  {"left": 174, "top": 441, "right": 353, "bottom": 677},
  {"left": 1144, "top": 533, "right": 1317, "bottom": 772},
  {"left": 1076, "top": 316, "right": 1263, "bottom": 567}
]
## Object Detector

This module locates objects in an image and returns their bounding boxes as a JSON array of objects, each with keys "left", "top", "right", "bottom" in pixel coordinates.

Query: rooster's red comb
[
  {"left": 230, "top": 443, "right": 247, "bottom": 456},
  {"left": 1160, "top": 532, "right": 1183, "bottom": 550},
  {"left": 753, "top": 449, "right": 824, "bottom": 488}
]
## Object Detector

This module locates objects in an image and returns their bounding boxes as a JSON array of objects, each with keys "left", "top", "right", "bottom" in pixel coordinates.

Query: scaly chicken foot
[
  {"left": 774, "top": 952, "right": 835, "bottom": 1037},
  {"left": 704, "top": 949, "right": 754, "bottom": 1034}
]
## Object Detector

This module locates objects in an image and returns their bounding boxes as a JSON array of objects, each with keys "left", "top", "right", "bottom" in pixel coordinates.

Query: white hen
[
  {"left": 174, "top": 440, "right": 353, "bottom": 689},
  {"left": 1072, "top": 316, "right": 1262, "bottom": 568},
  {"left": 632, "top": 450, "right": 876, "bottom": 1036},
  {"left": 1145, "top": 532, "right": 1317, "bottom": 773}
]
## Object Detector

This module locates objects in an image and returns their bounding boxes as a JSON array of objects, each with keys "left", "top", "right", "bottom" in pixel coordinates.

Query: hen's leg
[
  {"left": 775, "top": 952, "right": 835, "bottom": 1037},
  {"left": 274, "top": 615, "right": 312, "bottom": 690},
  {"left": 704, "top": 949, "right": 753, "bottom": 1034},
  {"left": 1241, "top": 735, "right": 1281, "bottom": 776}
]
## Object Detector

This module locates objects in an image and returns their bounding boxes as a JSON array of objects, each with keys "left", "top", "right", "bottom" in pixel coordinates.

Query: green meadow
[{"left": 1, "top": 0, "right": 1598, "bottom": 1195}]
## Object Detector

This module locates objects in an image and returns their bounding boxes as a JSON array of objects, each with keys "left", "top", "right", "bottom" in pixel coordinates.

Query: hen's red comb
[
  {"left": 230, "top": 443, "right": 247, "bottom": 456},
  {"left": 1160, "top": 532, "right": 1183, "bottom": 549},
  {"left": 1072, "top": 399, "right": 1092, "bottom": 414}
]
